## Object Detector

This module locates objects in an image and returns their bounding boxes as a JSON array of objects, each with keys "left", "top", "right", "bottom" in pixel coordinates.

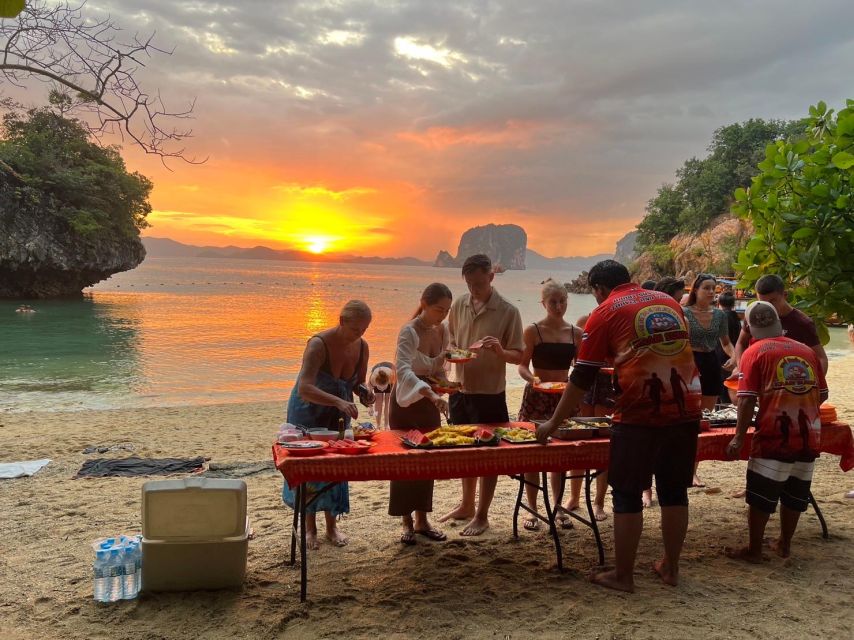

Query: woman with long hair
[
  {"left": 389, "top": 283, "right": 452, "bottom": 544},
  {"left": 683, "top": 274, "right": 735, "bottom": 486},
  {"left": 517, "top": 279, "right": 585, "bottom": 529}
]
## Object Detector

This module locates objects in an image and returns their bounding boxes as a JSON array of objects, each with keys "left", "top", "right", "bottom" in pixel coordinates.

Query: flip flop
[
  {"left": 555, "top": 507, "right": 574, "bottom": 530},
  {"left": 523, "top": 517, "right": 540, "bottom": 531},
  {"left": 400, "top": 531, "right": 416, "bottom": 545},
  {"left": 414, "top": 528, "right": 447, "bottom": 541}
]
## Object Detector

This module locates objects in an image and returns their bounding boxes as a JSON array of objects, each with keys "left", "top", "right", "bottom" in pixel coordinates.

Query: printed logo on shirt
[
  {"left": 773, "top": 356, "right": 816, "bottom": 395},
  {"left": 631, "top": 305, "right": 689, "bottom": 356}
]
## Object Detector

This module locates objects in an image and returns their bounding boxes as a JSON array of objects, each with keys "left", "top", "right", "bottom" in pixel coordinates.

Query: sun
[{"left": 305, "top": 236, "right": 331, "bottom": 254}]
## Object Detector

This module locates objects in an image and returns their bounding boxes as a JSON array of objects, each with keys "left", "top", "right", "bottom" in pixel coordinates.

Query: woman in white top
[{"left": 390, "top": 283, "right": 452, "bottom": 544}]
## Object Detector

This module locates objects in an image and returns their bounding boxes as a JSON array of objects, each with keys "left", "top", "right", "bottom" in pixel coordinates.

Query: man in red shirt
[
  {"left": 726, "top": 301, "right": 828, "bottom": 562},
  {"left": 537, "top": 260, "right": 702, "bottom": 592}
]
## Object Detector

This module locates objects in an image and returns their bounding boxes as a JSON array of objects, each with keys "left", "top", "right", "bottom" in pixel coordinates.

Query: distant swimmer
[{"left": 15, "top": 305, "right": 36, "bottom": 313}]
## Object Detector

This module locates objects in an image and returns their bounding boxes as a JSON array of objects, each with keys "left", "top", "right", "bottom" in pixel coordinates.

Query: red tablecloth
[{"left": 273, "top": 421, "right": 854, "bottom": 486}]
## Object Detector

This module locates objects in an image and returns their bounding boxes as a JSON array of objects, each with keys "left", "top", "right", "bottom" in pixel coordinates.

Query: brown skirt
[{"left": 388, "top": 392, "right": 439, "bottom": 516}]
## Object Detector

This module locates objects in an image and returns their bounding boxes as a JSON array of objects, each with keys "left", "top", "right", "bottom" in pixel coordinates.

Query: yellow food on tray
[
  {"left": 502, "top": 428, "right": 535, "bottom": 441},
  {"left": 430, "top": 434, "right": 475, "bottom": 446},
  {"left": 426, "top": 425, "right": 478, "bottom": 438},
  {"left": 444, "top": 348, "right": 476, "bottom": 360}
]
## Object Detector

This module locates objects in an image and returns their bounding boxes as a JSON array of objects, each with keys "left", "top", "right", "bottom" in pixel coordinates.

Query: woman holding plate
[
  {"left": 389, "top": 283, "right": 452, "bottom": 544},
  {"left": 516, "top": 278, "right": 584, "bottom": 530}
]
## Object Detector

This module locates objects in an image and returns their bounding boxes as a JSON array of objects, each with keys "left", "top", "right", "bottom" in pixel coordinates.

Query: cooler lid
[{"left": 142, "top": 478, "right": 247, "bottom": 541}]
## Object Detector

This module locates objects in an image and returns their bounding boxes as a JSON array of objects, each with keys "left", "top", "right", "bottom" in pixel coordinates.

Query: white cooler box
[{"left": 141, "top": 477, "right": 249, "bottom": 592}]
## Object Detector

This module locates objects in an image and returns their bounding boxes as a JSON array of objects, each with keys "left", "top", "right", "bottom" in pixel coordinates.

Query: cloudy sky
[{"left": 69, "top": 1, "right": 854, "bottom": 258}]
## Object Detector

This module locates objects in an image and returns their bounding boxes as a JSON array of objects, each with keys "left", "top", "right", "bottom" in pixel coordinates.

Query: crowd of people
[{"left": 280, "top": 255, "right": 833, "bottom": 592}]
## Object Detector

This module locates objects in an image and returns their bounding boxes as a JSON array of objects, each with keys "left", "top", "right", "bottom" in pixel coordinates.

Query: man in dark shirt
[{"left": 730, "top": 275, "right": 828, "bottom": 374}]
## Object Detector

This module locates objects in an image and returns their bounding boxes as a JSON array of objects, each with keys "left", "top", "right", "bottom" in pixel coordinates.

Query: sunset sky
[{"left": 73, "top": 1, "right": 854, "bottom": 259}]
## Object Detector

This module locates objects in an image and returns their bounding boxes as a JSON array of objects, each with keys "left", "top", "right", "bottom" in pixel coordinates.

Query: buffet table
[{"left": 273, "top": 421, "right": 853, "bottom": 601}]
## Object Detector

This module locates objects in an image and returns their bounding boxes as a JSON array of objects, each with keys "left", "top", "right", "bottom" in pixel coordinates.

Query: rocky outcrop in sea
[
  {"left": 434, "top": 223, "right": 528, "bottom": 270},
  {"left": 0, "top": 178, "right": 145, "bottom": 298}
]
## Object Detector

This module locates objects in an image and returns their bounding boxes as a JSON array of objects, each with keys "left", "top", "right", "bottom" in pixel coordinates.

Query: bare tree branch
[{"left": 0, "top": 1, "right": 203, "bottom": 165}]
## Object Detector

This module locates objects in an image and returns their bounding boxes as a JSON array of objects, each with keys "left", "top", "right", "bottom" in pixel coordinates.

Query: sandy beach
[{"left": 1, "top": 361, "right": 852, "bottom": 640}]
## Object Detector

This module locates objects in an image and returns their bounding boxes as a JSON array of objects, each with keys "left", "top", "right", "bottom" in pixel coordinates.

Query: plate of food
[
  {"left": 326, "top": 439, "right": 376, "bottom": 454},
  {"left": 402, "top": 424, "right": 494, "bottom": 448},
  {"left": 723, "top": 375, "right": 739, "bottom": 391},
  {"left": 444, "top": 348, "right": 478, "bottom": 363},
  {"left": 352, "top": 422, "right": 378, "bottom": 440},
  {"left": 496, "top": 426, "right": 540, "bottom": 444},
  {"left": 533, "top": 381, "right": 567, "bottom": 394},
  {"left": 426, "top": 375, "right": 463, "bottom": 395},
  {"left": 552, "top": 419, "right": 598, "bottom": 441},
  {"left": 573, "top": 416, "right": 612, "bottom": 437},
  {"left": 277, "top": 440, "right": 328, "bottom": 456}
]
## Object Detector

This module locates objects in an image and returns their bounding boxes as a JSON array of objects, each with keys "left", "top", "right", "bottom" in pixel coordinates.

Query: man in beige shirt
[{"left": 439, "top": 254, "right": 524, "bottom": 536}]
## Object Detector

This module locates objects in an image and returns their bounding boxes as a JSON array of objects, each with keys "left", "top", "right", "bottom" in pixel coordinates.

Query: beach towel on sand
[
  {"left": 0, "top": 459, "right": 51, "bottom": 479},
  {"left": 76, "top": 457, "right": 205, "bottom": 478}
]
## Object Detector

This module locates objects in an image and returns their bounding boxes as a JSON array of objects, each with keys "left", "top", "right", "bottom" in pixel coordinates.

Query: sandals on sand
[
  {"left": 400, "top": 530, "right": 416, "bottom": 545},
  {"left": 523, "top": 517, "right": 540, "bottom": 531},
  {"left": 555, "top": 507, "right": 574, "bottom": 530},
  {"left": 414, "top": 528, "right": 447, "bottom": 541}
]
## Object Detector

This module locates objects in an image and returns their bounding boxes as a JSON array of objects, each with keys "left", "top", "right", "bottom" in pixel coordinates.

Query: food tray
[
  {"left": 401, "top": 438, "right": 477, "bottom": 449},
  {"left": 276, "top": 441, "right": 328, "bottom": 456},
  {"left": 554, "top": 427, "right": 598, "bottom": 440},
  {"left": 501, "top": 435, "right": 543, "bottom": 444},
  {"left": 327, "top": 441, "right": 376, "bottom": 455}
]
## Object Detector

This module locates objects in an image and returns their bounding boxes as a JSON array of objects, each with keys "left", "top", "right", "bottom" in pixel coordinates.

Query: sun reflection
[{"left": 304, "top": 290, "right": 333, "bottom": 336}]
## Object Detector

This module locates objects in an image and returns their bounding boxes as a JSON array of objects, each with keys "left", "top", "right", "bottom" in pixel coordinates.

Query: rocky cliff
[
  {"left": 629, "top": 214, "right": 751, "bottom": 283},
  {"left": 0, "top": 178, "right": 145, "bottom": 298},
  {"left": 614, "top": 230, "right": 639, "bottom": 266},
  {"left": 434, "top": 223, "right": 527, "bottom": 269}
]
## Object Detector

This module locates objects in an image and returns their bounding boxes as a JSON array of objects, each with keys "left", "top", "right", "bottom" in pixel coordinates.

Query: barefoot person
[
  {"left": 282, "top": 300, "right": 374, "bottom": 549},
  {"left": 390, "top": 283, "right": 452, "bottom": 545},
  {"left": 440, "top": 254, "right": 524, "bottom": 536},
  {"left": 516, "top": 279, "right": 584, "bottom": 531},
  {"left": 536, "top": 260, "right": 702, "bottom": 592},
  {"left": 725, "top": 301, "right": 828, "bottom": 563}
]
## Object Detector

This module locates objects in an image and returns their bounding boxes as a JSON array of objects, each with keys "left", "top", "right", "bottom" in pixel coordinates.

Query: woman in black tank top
[{"left": 516, "top": 279, "right": 583, "bottom": 531}]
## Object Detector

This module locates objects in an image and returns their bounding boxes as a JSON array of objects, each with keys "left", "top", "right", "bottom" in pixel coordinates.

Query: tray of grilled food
[{"left": 534, "top": 416, "right": 611, "bottom": 440}]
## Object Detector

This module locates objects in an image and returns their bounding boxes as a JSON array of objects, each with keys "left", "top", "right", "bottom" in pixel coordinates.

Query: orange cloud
[{"left": 397, "top": 120, "right": 546, "bottom": 150}]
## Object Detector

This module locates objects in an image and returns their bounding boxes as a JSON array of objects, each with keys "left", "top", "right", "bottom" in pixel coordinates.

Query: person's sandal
[
  {"left": 400, "top": 530, "right": 416, "bottom": 545},
  {"left": 523, "top": 517, "right": 540, "bottom": 531},
  {"left": 414, "top": 528, "right": 447, "bottom": 541},
  {"left": 555, "top": 507, "right": 574, "bottom": 529}
]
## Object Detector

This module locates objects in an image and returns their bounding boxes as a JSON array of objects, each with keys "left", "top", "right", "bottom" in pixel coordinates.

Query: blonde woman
[{"left": 517, "top": 279, "right": 583, "bottom": 530}]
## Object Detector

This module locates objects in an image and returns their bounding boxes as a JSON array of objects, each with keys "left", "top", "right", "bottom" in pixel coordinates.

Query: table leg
[
  {"left": 809, "top": 492, "right": 829, "bottom": 539},
  {"left": 299, "top": 483, "right": 308, "bottom": 602},
  {"left": 540, "top": 471, "right": 564, "bottom": 573},
  {"left": 585, "top": 470, "right": 605, "bottom": 566},
  {"left": 512, "top": 474, "right": 525, "bottom": 539},
  {"left": 289, "top": 484, "right": 301, "bottom": 566}
]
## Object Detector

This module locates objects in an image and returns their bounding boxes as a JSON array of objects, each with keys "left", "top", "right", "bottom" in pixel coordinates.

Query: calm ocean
[{"left": 2, "top": 257, "right": 852, "bottom": 413}]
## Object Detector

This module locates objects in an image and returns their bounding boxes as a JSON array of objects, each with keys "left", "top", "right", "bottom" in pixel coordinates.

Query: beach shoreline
[{"left": 0, "top": 362, "right": 852, "bottom": 639}]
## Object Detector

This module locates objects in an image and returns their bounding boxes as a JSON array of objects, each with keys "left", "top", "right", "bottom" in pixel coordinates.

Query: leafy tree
[
  {"left": 0, "top": 98, "right": 152, "bottom": 239},
  {"left": 637, "top": 119, "right": 794, "bottom": 249},
  {"left": 732, "top": 99, "right": 854, "bottom": 342},
  {"left": 1, "top": 1, "right": 198, "bottom": 162}
]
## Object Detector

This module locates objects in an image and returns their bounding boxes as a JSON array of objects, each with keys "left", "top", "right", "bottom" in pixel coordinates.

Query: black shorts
[
  {"left": 745, "top": 458, "right": 814, "bottom": 514},
  {"left": 608, "top": 422, "right": 699, "bottom": 496},
  {"left": 449, "top": 392, "right": 509, "bottom": 424},
  {"left": 693, "top": 350, "right": 722, "bottom": 397},
  {"left": 582, "top": 370, "right": 617, "bottom": 409}
]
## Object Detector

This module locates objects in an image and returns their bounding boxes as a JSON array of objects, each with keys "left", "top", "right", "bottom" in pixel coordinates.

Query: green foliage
[
  {"left": 733, "top": 99, "right": 854, "bottom": 342},
  {"left": 709, "top": 234, "right": 741, "bottom": 276},
  {"left": 648, "top": 243, "right": 675, "bottom": 275},
  {"left": 0, "top": 103, "right": 152, "bottom": 240},
  {"left": 637, "top": 119, "right": 795, "bottom": 250}
]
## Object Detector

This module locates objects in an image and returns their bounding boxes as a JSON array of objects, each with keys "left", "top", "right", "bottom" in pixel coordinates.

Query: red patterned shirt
[
  {"left": 737, "top": 337, "right": 828, "bottom": 462},
  {"left": 577, "top": 283, "right": 702, "bottom": 425}
]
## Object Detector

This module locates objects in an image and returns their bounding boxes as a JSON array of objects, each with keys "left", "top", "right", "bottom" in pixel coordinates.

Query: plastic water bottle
[
  {"left": 121, "top": 541, "right": 137, "bottom": 599},
  {"left": 107, "top": 548, "right": 124, "bottom": 602},
  {"left": 93, "top": 549, "right": 111, "bottom": 602},
  {"left": 133, "top": 539, "right": 142, "bottom": 596}
]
